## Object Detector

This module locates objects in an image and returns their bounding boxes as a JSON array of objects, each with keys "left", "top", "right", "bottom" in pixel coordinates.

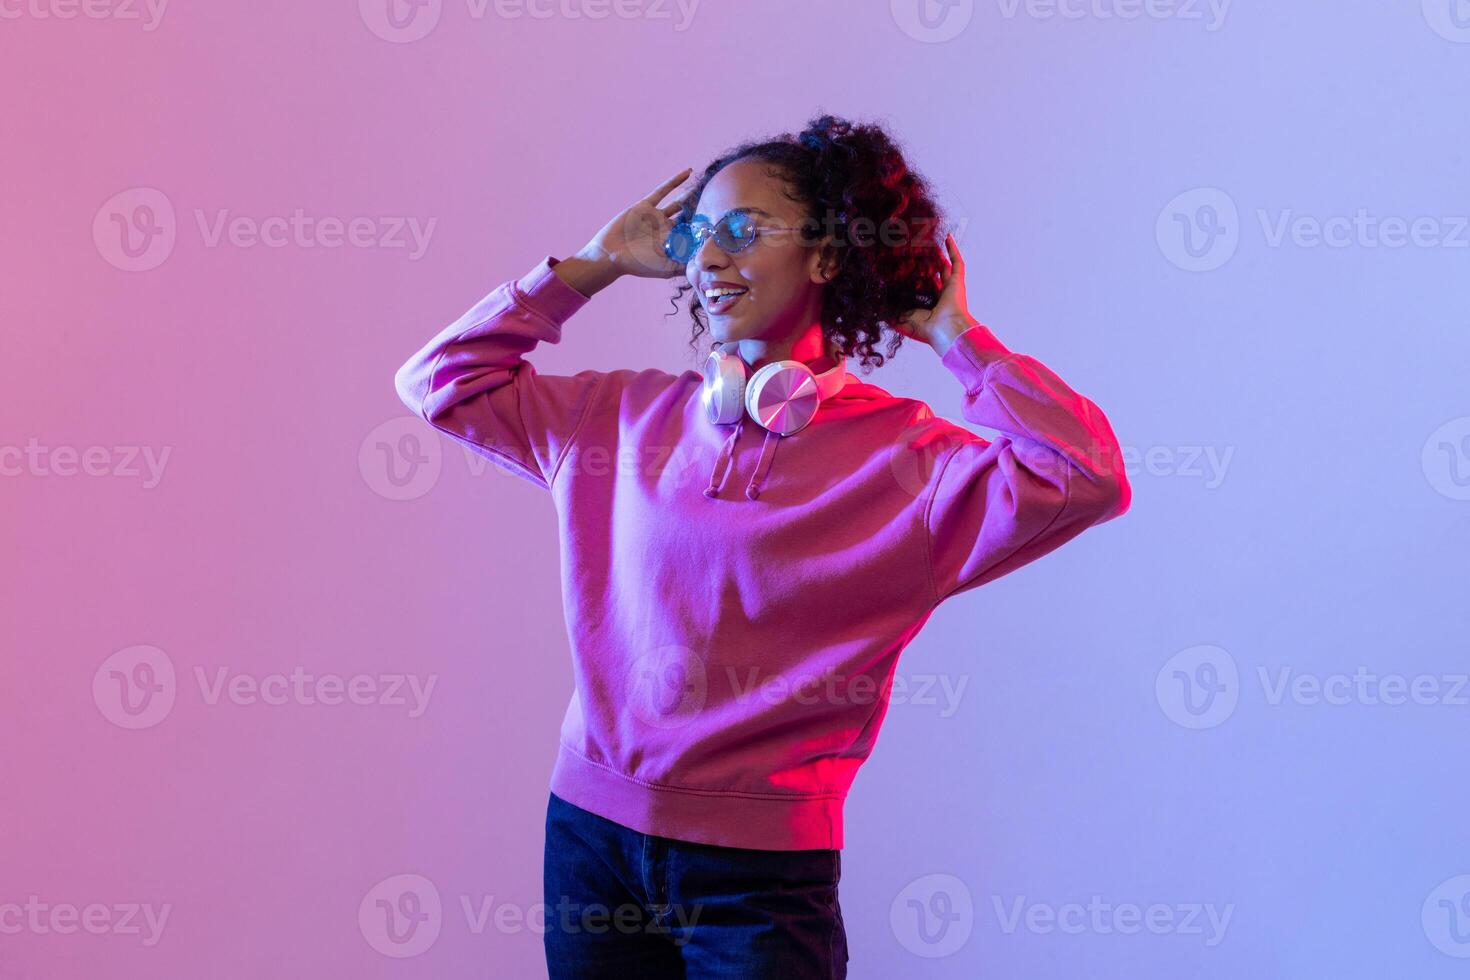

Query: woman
[{"left": 394, "top": 114, "right": 1130, "bottom": 978}]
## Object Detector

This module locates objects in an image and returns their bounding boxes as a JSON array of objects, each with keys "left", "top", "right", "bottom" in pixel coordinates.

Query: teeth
[{"left": 704, "top": 287, "right": 747, "bottom": 298}]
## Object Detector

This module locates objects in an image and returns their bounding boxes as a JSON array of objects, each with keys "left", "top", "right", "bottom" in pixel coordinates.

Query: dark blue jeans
[{"left": 543, "top": 791, "right": 849, "bottom": 978}]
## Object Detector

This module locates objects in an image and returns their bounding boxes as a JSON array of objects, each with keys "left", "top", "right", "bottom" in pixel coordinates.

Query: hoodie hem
[{"left": 550, "top": 742, "right": 845, "bottom": 851}]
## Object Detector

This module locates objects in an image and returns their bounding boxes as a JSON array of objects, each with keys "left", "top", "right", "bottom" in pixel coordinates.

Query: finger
[
  {"left": 644, "top": 167, "right": 693, "bottom": 206},
  {"left": 946, "top": 232, "right": 964, "bottom": 269},
  {"left": 661, "top": 193, "right": 693, "bottom": 217},
  {"left": 934, "top": 251, "right": 952, "bottom": 289},
  {"left": 935, "top": 236, "right": 953, "bottom": 273}
]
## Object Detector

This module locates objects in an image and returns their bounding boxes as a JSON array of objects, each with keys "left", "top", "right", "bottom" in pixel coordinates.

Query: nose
[{"left": 692, "top": 225, "right": 732, "bottom": 273}]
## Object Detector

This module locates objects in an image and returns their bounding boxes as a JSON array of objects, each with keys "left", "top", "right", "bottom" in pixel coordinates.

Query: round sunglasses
[{"left": 664, "top": 210, "right": 806, "bottom": 264}]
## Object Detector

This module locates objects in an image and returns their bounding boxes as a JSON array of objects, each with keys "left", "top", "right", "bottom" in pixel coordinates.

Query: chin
[{"left": 708, "top": 319, "right": 740, "bottom": 342}]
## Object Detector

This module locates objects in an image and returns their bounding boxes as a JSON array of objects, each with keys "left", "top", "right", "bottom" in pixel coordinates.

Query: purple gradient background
[{"left": 4, "top": 1, "right": 1468, "bottom": 976}]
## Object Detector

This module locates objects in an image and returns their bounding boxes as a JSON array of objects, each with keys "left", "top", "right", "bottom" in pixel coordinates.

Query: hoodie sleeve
[
  {"left": 393, "top": 256, "right": 605, "bottom": 491},
  {"left": 922, "top": 322, "right": 1131, "bottom": 604}
]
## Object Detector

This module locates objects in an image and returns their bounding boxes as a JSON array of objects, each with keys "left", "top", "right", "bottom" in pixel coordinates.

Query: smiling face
[{"left": 685, "top": 158, "right": 836, "bottom": 355}]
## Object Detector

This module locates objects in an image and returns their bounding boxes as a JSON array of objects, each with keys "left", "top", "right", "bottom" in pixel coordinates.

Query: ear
[{"left": 808, "top": 237, "right": 841, "bottom": 285}]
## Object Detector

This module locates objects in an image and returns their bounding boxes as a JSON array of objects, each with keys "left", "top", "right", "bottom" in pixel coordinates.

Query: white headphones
[{"left": 700, "top": 343, "right": 849, "bottom": 436}]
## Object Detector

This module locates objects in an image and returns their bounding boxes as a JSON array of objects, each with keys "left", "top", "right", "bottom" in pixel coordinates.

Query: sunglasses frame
[{"left": 664, "top": 209, "right": 810, "bottom": 263}]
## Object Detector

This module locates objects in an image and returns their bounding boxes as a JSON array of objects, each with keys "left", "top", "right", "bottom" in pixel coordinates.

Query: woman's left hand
[{"left": 894, "top": 233, "right": 979, "bottom": 353}]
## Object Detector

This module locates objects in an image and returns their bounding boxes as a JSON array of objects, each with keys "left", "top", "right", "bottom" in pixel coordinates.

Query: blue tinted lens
[
  {"left": 667, "top": 214, "right": 757, "bottom": 262},
  {"left": 665, "top": 222, "right": 696, "bottom": 263},
  {"left": 719, "top": 212, "right": 757, "bottom": 249}
]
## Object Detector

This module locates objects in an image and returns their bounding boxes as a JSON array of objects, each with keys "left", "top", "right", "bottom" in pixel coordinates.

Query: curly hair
[{"left": 667, "top": 113, "right": 951, "bottom": 374}]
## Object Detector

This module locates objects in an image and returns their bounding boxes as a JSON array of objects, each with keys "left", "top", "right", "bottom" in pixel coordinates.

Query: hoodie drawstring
[
  {"left": 702, "top": 417, "right": 781, "bottom": 501},
  {"left": 703, "top": 417, "right": 745, "bottom": 498},
  {"left": 744, "top": 428, "right": 779, "bottom": 500}
]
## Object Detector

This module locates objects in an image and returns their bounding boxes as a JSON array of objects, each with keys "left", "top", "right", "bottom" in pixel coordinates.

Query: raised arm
[
  {"left": 921, "top": 322, "right": 1130, "bottom": 603},
  {"left": 392, "top": 167, "right": 697, "bottom": 490},
  {"left": 897, "top": 234, "right": 1131, "bottom": 604},
  {"left": 392, "top": 257, "right": 606, "bottom": 490}
]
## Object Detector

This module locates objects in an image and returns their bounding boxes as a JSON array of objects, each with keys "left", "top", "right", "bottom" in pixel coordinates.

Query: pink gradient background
[{"left": 4, "top": 1, "right": 1468, "bottom": 977}]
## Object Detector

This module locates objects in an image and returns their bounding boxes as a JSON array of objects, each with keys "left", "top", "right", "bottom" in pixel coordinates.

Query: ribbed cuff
[
  {"left": 510, "top": 255, "right": 594, "bottom": 328},
  {"left": 940, "top": 323, "right": 1015, "bottom": 393}
]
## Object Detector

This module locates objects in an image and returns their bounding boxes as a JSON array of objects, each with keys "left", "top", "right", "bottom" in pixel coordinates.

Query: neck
[{"left": 731, "top": 323, "right": 835, "bottom": 372}]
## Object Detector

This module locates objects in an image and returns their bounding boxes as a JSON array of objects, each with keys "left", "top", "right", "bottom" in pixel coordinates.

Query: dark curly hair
[{"left": 667, "top": 112, "right": 950, "bottom": 374}]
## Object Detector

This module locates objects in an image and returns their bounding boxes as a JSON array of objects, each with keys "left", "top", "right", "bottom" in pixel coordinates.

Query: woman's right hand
[{"left": 575, "top": 167, "right": 696, "bottom": 282}]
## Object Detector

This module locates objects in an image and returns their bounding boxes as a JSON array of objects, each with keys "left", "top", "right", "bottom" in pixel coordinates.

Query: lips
[
  {"left": 699, "top": 279, "right": 746, "bottom": 314},
  {"left": 705, "top": 289, "right": 746, "bottom": 315}
]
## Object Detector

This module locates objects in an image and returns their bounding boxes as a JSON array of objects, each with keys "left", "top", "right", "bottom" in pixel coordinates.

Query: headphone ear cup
[
  {"left": 746, "top": 360, "right": 822, "bottom": 436},
  {"left": 702, "top": 348, "right": 749, "bottom": 425}
]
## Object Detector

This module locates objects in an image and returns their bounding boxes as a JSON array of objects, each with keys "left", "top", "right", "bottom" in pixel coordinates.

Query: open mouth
[{"left": 704, "top": 288, "right": 748, "bottom": 315}]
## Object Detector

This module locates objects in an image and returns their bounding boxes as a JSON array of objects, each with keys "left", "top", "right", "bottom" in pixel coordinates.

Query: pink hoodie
[{"left": 394, "top": 255, "right": 1131, "bottom": 851}]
